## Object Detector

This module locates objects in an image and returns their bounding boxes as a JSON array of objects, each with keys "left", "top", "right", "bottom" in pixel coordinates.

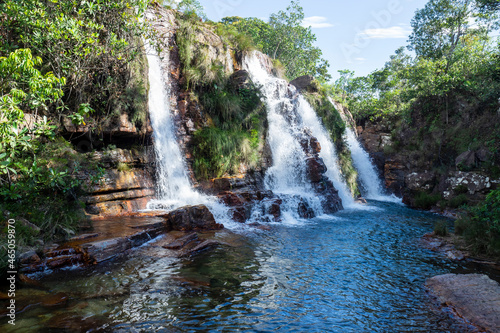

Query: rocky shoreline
[{"left": 427, "top": 274, "right": 500, "bottom": 333}]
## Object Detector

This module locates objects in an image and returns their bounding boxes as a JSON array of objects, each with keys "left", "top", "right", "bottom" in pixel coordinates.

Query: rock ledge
[{"left": 426, "top": 273, "right": 500, "bottom": 332}]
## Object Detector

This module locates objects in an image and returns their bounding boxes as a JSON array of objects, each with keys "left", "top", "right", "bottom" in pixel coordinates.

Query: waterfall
[
  {"left": 243, "top": 52, "right": 355, "bottom": 214},
  {"left": 145, "top": 50, "right": 203, "bottom": 209},
  {"left": 144, "top": 46, "right": 232, "bottom": 221},
  {"left": 330, "top": 99, "right": 402, "bottom": 203}
]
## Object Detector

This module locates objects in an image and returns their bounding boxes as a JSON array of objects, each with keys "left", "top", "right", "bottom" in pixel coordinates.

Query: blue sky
[{"left": 197, "top": 0, "right": 429, "bottom": 81}]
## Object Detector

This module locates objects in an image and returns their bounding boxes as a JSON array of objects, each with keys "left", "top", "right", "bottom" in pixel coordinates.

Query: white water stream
[
  {"left": 329, "top": 99, "right": 402, "bottom": 203},
  {"left": 243, "top": 52, "right": 356, "bottom": 212},
  {"left": 144, "top": 46, "right": 232, "bottom": 223}
]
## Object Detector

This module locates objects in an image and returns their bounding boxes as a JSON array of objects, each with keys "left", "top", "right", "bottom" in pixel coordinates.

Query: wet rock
[
  {"left": 41, "top": 292, "right": 69, "bottom": 307},
  {"left": 266, "top": 198, "right": 282, "bottom": 220},
  {"left": 311, "top": 178, "right": 343, "bottom": 214},
  {"left": 46, "top": 313, "right": 106, "bottom": 332},
  {"left": 213, "top": 176, "right": 249, "bottom": 191},
  {"left": 230, "top": 70, "right": 251, "bottom": 90},
  {"left": 229, "top": 206, "right": 252, "bottom": 223},
  {"left": 128, "top": 228, "right": 165, "bottom": 247},
  {"left": 163, "top": 232, "right": 198, "bottom": 250},
  {"left": 306, "top": 157, "right": 327, "bottom": 182},
  {"left": 46, "top": 254, "right": 84, "bottom": 269},
  {"left": 18, "top": 274, "right": 42, "bottom": 287},
  {"left": 248, "top": 223, "right": 272, "bottom": 231},
  {"left": 18, "top": 251, "right": 41, "bottom": 267},
  {"left": 355, "top": 196, "right": 368, "bottom": 204},
  {"left": 83, "top": 237, "right": 131, "bottom": 263},
  {"left": 182, "top": 239, "right": 221, "bottom": 257},
  {"left": 384, "top": 159, "right": 406, "bottom": 196},
  {"left": 218, "top": 191, "right": 246, "bottom": 206},
  {"left": 163, "top": 205, "right": 224, "bottom": 231},
  {"left": 69, "top": 233, "right": 99, "bottom": 241},
  {"left": 427, "top": 274, "right": 500, "bottom": 332},
  {"left": 298, "top": 200, "right": 315, "bottom": 219},
  {"left": 300, "top": 135, "right": 322, "bottom": 155}
]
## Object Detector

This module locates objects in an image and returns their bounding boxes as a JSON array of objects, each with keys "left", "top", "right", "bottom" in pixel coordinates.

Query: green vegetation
[
  {"left": 414, "top": 192, "right": 441, "bottom": 210},
  {"left": 341, "top": 0, "right": 500, "bottom": 123},
  {"left": 220, "top": 1, "right": 331, "bottom": 81},
  {"left": 174, "top": 12, "right": 266, "bottom": 179},
  {"left": 304, "top": 88, "right": 360, "bottom": 197},
  {"left": 455, "top": 190, "right": 500, "bottom": 256},
  {"left": 0, "top": 0, "right": 149, "bottom": 272},
  {"left": 192, "top": 81, "right": 266, "bottom": 179},
  {"left": 434, "top": 220, "right": 449, "bottom": 237}
]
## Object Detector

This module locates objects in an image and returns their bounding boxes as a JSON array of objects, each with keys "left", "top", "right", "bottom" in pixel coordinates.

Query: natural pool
[{"left": 1, "top": 201, "right": 497, "bottom": 332}]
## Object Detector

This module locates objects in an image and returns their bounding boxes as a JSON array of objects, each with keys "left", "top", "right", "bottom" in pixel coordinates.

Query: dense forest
[{"left": 1, "top": 0, "right": 500, "bottom": 273}]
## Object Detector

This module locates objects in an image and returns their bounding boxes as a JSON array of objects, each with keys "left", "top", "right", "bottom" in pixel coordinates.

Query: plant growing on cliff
[
  {"left": 455, "top": 189, "right": 500, "bottom": 256},
  {"left": 192, "top": 81, "right": 265, "bottom": 179}
]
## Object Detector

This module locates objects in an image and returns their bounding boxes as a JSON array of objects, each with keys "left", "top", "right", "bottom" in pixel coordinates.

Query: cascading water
[
  {"left": 297, "top": 95, "right": 356, "bottom": 207},
  {"left": 330, "top": 98, "right": 402, "bottom": 203},
  {"left": 243, "top": 52, "right": 355, "bottom": 213},
  {"left": 145, "top": 49, "right": 204, "bottom": 210},
  {"left": 144, "top": 45, "right": 232, "bottom": 222}
]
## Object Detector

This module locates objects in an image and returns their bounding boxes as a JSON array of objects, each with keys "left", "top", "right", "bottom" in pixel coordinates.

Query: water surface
[{"left": 1, "top": 201, "right": 493, "bottom": 332}]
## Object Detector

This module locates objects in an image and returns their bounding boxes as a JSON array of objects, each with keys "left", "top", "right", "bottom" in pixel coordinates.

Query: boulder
[
  {"left": 181, "top": 240, "right": 221, "bottom": 257},
  {"left": 298, "top": 199, "right": 315, "bottom": 219},
  {"left": 230, "top": 70, "right": 251, "bottom": 90},
  {"left": 163, "top": 205, "right": 223, "bottom": 231},
  {"left": 229, "top": 206, "right": 252, "bottom": 223},
  {"left": 445, "top": 171, "right": 491, "bottom": 195},
  {"left": 306, "top": 157, "right": 327, "bottom": 182},
  {"left": 405, "top": 171, "right": 436, "bottom": 191},
  {"left": 475, "top": 147, "right": 490, "bottom": 163},
  {"left": 290, "top": 75, "right": 319, "bottom": 92},
  {"left": 455, "top": 150, "right": 476, "bottom": 168}
]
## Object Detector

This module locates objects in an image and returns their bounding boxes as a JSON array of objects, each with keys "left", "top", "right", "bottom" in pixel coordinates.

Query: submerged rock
[
  {"left": 427, "top": 274, "right": 500, "bottom": 332},
  {"left": 163, "top": 232, "right": 198, "bottom": 250},
  {"left": 181, "top": 239, "right": 221, "bottom": 257}
]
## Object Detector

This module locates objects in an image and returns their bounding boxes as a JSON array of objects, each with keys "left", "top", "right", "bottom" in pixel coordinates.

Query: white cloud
[
  {"left": 302, "top": 16, "right": 335, "bottom": 29},
  {"left": 358, "top": 26, "right": 411, "bottom": 39},
  {"left": 354, "top": 57, "right": 366, "bottom": 62}
]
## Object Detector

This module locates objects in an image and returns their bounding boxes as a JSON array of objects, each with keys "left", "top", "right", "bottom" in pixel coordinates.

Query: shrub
[
  {"left": 447, "top": 193, "right": 468, "bottom": 208},
  {"left": 414, "top": 191, "right": 441, "bottom": 209},
  {"left": 434, "top": 220, "right": 449, "bottom": 236},
  {"left": 455, "top": 190, "right": 500, "bottom": 256}
]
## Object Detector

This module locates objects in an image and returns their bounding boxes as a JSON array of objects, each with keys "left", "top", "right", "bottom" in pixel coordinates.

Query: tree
[
  {"left": 408, "top": 0, "right": 473, "bottom": 62},
  {"left": 335, "top": 70, "right": 354, "bottom": 101},
  {"left": 0, "top": 0, "right": 149, "bottom": 119},
  {"left": 164, "top": 0, "right": 207, "bottom": 20},
  {"left": 221, "top": 1, "right": 331, "bottom": 81},
  {"left": 408, "top": 0, "right": 495, "bottom": 69},
  {"left": 0, "top": 49, "right": 63, "bottom": 191}
]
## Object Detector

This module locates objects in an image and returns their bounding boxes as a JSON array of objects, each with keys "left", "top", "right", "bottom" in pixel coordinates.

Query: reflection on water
[{"left": 0, "top": 201, "right": 493, "bottom": 332}]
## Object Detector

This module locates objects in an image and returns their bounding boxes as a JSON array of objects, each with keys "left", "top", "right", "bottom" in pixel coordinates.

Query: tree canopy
[{"left": 221, "top": 1, "right": 331, "bottom": 81}]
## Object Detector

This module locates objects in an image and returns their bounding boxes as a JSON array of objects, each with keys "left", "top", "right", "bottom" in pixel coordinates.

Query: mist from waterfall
[
  {"left": 144, "top": 45, "right": 232, "bottom": 223},
  {"left": 243, "top": 52, "right": 356, "bottom": 212}
]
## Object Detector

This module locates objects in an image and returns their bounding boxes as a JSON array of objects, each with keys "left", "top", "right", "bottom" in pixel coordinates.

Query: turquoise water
[{"left": 1, "top": 201, "right": 493, "bottom": 332}]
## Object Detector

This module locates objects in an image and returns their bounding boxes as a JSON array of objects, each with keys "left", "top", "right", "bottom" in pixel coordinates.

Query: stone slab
[{"left": 427, "top": 273, "right": 500, "bottom": 332}]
